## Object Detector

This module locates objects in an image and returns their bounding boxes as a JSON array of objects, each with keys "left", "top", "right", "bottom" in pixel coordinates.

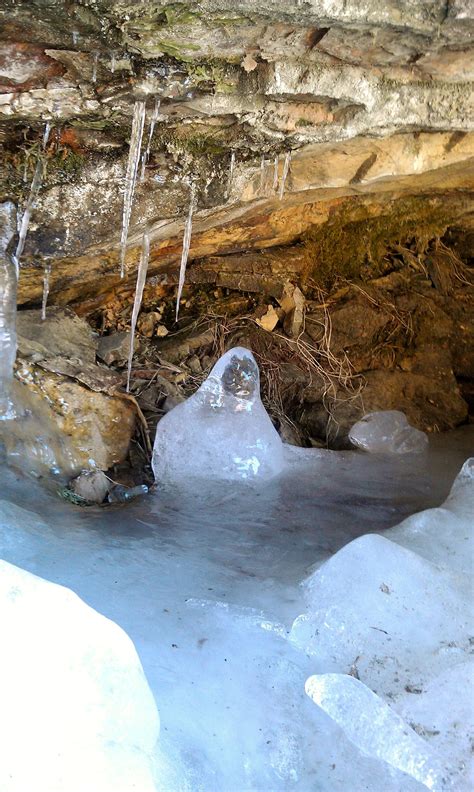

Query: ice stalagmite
[
  {"left": 0, "top": 202, "right": 17, "bottom": 419},
  {"left": 175, "top": 183, "right": 195, "bottom": 321},
  {"left": 140, "top": 98, "right": 160, "bottom": 182},
  {"left": 279, "top": 151, "right": 291, "bottom": 200},
  {"left": 119, "top": 101, "right": 146, "bottom": 278},
  {"left": 152, "top": 346, "right": 284, "bottom": 485},
  {"left": 41, "top": 261, "right": 51, "bottom": 321},
  {"left": 15, "top": 122, "right": 51, "bottom": 274},
  {"left": 126, "top": 232, "right": 150, "bottom": 392}
]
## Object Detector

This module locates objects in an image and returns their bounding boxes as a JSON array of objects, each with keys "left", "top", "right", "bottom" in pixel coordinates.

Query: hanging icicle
[
  {"left": 41, "top": 261, "right": 52, "bottom": 321},
  {"left": 175, "top": 183, "right": 196, "bottom": 322},
  {"left": 279, "top": 151, "right": 292, "bottom": 200},
  {"left": 14, "top": 122, "right": 52, "bottom": 276},
  {"left": 140, "top": 97, "right": 161, "bottom": 182},
  {"left": 92, "top": 52, "right": 99, "bottom": 83},
  {"left": 260, "top": 155, "right": 266, "bottom": 194},
  {"left": 0, "top": 201, "right": 18, "bottom": 420},
  {"left": 126, "top": 232, "right": 150, "bottom": 392},
  {"left": 224, "top": 151, "right": 236, "bottom": 199},
  {"left": 119, "top": 101, "right": 146, "bottom": 278},
  {"left": 272, "top": 155, "right": 279, "bottom": 191}
]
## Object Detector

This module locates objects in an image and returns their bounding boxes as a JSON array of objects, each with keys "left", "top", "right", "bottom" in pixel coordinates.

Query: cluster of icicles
[{"left": 1, "top": 98, "right": 294, "bottom": 418}]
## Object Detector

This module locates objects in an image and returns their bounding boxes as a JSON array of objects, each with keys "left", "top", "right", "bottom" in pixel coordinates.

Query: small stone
[
  {"left": 137, "top": 312, "right": 162, "bottom": 338},
  {"left": 70, "top": 469, "right": 110, "bottom": 503},
  {"left": 97, "top": 332, "right": 135, "bottom": 365},
  {"left": 188, "top": 355, "right": 202, "bottom": 374},
  {"left": 255, "top": 305, "right": 279, "bottom": 332},
  {"left": 283, "top": 286, "right": 305, "bottom": 338},
  {"left": 155, "top": 324, "right": 169, "bottom": 338}
]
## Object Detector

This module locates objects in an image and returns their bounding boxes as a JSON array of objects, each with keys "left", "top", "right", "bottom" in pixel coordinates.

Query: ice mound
[
  {"left": 152, "top": 346, "right": 284, "bottom": 485},
  {"left": 0, "top": 560, "right": 159, "bottom": 792},
  {"left": 290, "top": 533, "right": 471, "bottom": 700},
  {"left": 349, "top": 410, "right": 428, "bottom": 454},
  {"left": 387, "top": 457, "right": 473, "bottom": 574},
  {"left": 305, "top": 673, "right": 453, "bottom": 791}
]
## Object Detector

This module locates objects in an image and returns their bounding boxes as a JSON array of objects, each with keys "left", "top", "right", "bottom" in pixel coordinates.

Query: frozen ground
[{"left": 0, "top": 426, "right": 472, "bottom": 791}]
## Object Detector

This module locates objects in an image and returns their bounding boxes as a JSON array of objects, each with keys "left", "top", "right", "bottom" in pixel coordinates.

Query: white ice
[
  {"left": 305, "top": 673, "right": 453, "bottom": 790},
  {"left": 152, "top": 346, "right": 285, "bottom": 485},
  {"left": 0, "top": 405, "right": 472, "bottom": 790},
  {"left": 349, "top": 409, "right": 429, "bottom": 453},
  {"left": 0, "top": 559, "right": 159, "bottom": 792}
]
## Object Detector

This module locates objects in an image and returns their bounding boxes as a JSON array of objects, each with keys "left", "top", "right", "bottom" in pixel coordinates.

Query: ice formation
[
  {"left": 41, "top": 260, "right": 51, "bottom": 321},
  {"left": 349, "top": 410, "right": 429, "bottom": 453},
  {"left": 387, "top": 456, "right": 473, "bottom": 574},
  {"left": 140, "top": 98, "right": 160, "bottom": 182},
  {"left": 279, "top": 151, "right": 292, "bottom": 200},
  {"left": 305, "top": 674, "right": 452, "bottom": 791},
  {"left": 15, "top": 122, "right": 51, "bottom": 274},
  {"left": 0, "top": 559, "right": 159, "bottom": 792},
  {"left": 225, "top": 150, "right": 235, "bottom": 198},
  {"left": 0, "top": 202, "right": 18, "bottom": 419},
  {"left": 175, "top": 182, "right": 195, "bottom": 321},
  {"left": 152, "top": 346, "right": 285, "bottom": 485},
  {"left": 119, "top": 100, "right": 146, "bottom": 278},
  {"left": 126, "top": 231, "right": 150, "bottom": 391}
]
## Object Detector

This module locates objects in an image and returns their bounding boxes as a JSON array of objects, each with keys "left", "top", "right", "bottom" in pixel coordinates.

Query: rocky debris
[
  {"left": 280, "top": 284, "right": 305, "bottom": 338},
  {"left": 70, "top": 470, "right": 111, "bottom": 504},
  {"left": 97, "top": 331, "right": 135, "bottom": 366}
]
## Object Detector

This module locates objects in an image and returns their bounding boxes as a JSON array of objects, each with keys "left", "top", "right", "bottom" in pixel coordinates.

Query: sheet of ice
[
  {"left": 0, "top": 428, "right": 472, "bottom": 791},
  {"left": 290, "top": 533, "right": 472, "bottom": 700},
  {"left": 386, "top": 457, "right": 473, "bottom": 574},
  {"left": 0, "top": 559, "right": 159, "bottom": 792},
  {"left": 152, "top": 347, "right": 285, "bottom": 485},
  {"left": 305, "top": 673, "right": 454, "bottom": 790},
  {"left": 349, "top": 410, "right": 429, "bottom": 454}
]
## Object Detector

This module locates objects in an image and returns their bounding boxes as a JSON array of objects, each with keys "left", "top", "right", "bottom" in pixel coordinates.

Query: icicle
[
  {"left": 126, "top": 232, "right": 150, "bottom": 392},
  {"left": 175, "top": 184, "right": 196, "bottom": 322},
  {"left": 279, "top": 151, "right": 291, "bottom": 200},
  {"left": 14, "top": 122, "right": 52, "bottom": 276},
  {"left": 260, "top": 155, "right": 266, "bottom": 193},
  {"left": 140, "top": 97, "right": 161, "bottom": 182},
  {"left": 272, "top": 155, "right": 279, "bottom": 191},
  {"left": 41, "top": 261, "right": 52, "bottom": 321},
  {"left": 72, "top": 30, "right": 79, "bottom": 46},
  {"left": 119, "top": 101, "right": 146, "bottom": 278},
  {"left": 224, "top": 151, "right": 235, "bottom": 199},
  {"left": 92, "top": 52, "right": 99, "bottom": 83},
  {"left": 110, "top": 53, "right": 116, "bottom": 73},
  {"left": 0, "top": 202, "right": 18, "bottom": 420}
]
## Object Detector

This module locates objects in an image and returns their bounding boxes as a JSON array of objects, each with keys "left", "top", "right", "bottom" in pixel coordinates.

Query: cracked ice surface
[
  {"left": 0, "top": 423, "right": 472, "bottom": 791},
  {"left": 152, "top": 346, "right": 285, "bottom": 485}
]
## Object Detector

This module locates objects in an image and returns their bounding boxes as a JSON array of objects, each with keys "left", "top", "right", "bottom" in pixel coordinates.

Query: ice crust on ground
[
  {"left": 152, "top": 346, "right": 285, "bottom": 485},
  {"left": 292, "top": 457, "right": 473, "bottom": 790},
  {"left": 349, "top": 410, "right": 429, "bottom": 453},
  {"left": 0, "top": 559, "right": 159, "bottom": 792},
  {"left": 0, "top": 427, "right": 472, "bottom": 791},
  {"left": 305, "top": 673, "right": 452, "bottom": 790}
]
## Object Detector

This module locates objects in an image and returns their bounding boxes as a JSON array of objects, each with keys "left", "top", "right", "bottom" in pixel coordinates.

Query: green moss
[
  {"left": 295, "top": 118, "right": 313, "bottom": 127},
  {"left": 303, "top": 196, "right": 458, "bottom": 290}
]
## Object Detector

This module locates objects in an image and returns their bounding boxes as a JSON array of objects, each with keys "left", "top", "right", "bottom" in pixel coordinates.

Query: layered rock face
[{"left": 0, "top": 0, "right": 472, "bottom": 448}]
